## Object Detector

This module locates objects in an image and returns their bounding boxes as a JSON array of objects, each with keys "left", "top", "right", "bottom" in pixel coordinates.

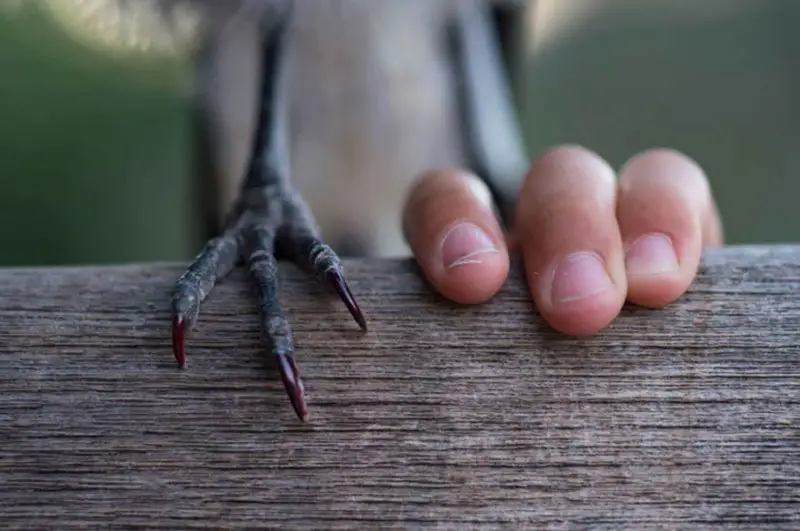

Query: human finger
[
  {"left": 617, "top": 148, "right": 721, "bottom": 307},
  {"left": 514, "top": 145, "right": 627, "bottom": 335},
  {"left": 402, "top": 168, "right": 510, "bottom": 304}
]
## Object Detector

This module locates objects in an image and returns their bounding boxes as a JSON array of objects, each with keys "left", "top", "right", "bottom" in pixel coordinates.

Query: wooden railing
[{"left": 2, "top": 245, "right": 798, "bottom": 528}]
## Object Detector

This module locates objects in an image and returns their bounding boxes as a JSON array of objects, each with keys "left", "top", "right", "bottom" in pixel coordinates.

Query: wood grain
[{"left": 1, "top": 245, "right": 799, "bottom": 529}]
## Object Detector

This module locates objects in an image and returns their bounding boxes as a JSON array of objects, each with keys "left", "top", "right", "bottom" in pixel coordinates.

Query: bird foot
[{"left": 170, "top": 185, "right": 367, "bottom": 422}]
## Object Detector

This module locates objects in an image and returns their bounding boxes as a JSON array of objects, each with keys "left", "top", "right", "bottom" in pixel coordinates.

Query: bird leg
[
  {"left": 450, "top": 0, "right": 529, "bottom": 227},
  {"left": 170, "top": 4, "right": 366, "bottom": 422}
]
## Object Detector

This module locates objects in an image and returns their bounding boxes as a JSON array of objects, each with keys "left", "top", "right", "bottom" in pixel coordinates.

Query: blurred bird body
[
  {"left": 202, "top": 0, "right": 473, "bottom": 257},
  {"left": 39, "top": 0, "right": 530, "bottom": 420}
]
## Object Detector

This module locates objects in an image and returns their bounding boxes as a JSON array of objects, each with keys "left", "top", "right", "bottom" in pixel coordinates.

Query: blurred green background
[{"left": 1, "top": 0, "right": 797, "bottom": 267}]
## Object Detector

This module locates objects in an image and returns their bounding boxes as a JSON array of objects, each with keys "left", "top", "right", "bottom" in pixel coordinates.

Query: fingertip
[
  {"left": 403, "top": 168, "right": 509, "bottom": 304},
  {"left": 617, "top": 148, "right": 711, "bottom": 308},
  {"left": 531, "top": 251, "right": 627, "bottom": 336},
  {"left": 516, "top": 144, "right": 627, "bottom": 336},
  {"left": 623, "top": 232, "right": 695, "bottom": 308},
  {"left": 436, "top": 219, "right": 508, "bottom": 303}
]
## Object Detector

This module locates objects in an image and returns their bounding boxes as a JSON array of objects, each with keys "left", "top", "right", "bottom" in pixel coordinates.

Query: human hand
[{"left": 402, "top": 145, "right": 723, "bottom": 335}]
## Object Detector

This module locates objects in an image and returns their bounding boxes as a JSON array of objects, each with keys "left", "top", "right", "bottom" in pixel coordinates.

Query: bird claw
[
  {"left": 167, "top": 3, "right": 367, "bottom": 421},
  {"left": 169, "top": 222, "right": 366, "bottom": 422},
  {"left": 277, "top": 352, "right": 308, "bottom": 422},
  {"left": 329, "top": 271, "right": 368, "bottom": 333},
  {"left": 172, "top": 316, "right": 187, "bottom": 369}
]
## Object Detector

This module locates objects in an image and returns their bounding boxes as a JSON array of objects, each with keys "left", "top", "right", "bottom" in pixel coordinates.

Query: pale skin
[{"left": 402, "top": 145, "right": 724, "bottom": 336}]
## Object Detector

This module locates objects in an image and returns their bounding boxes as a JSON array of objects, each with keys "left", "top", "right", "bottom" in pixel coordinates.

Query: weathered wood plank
[{"left": 1, "top": 245, "right": 799, "bottom": 529}]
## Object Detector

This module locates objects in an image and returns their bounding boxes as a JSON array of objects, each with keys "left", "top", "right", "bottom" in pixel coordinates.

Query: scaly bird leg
[
  {"left": 170, "top": 4, "right": 366, "bottom": 422},
  {"left": 450, "top": 0, "right": 529, "bottom": 227}
]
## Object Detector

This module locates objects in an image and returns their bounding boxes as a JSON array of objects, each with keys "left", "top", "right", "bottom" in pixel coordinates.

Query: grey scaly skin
[
  {"left": 171, "top": 5, "right": 364, "bottom": 420},
  {"left": 171, "top": 0, "right": 528, "bottom": 421}
]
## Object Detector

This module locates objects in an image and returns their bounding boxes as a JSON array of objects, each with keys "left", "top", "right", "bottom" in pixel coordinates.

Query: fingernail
[
  {"left": 441, "top": 222, "right": 498, "bottom": 269},
  {"left": 551, "top": 251, "right": 614, "bottom": 303},
  {"left": 625, "top": 233, "right": 679, "bottom": 276}
]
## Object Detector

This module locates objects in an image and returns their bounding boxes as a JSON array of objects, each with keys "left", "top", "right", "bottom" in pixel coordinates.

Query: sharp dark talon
[
  {"left": 172, "top": 316, "right": 187, "bottom": 369},
  {"left": 277, "top": 354, "right": 308, "bottom": 421},
  {"left": 168, "top": 4, "right": 359, "bottom": 421},
  {"left": 279, "top": 228, "right": 369, "bottom": 332},
  {"left": 329, "top": 272, "right": 368, "bottom": 332}
]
